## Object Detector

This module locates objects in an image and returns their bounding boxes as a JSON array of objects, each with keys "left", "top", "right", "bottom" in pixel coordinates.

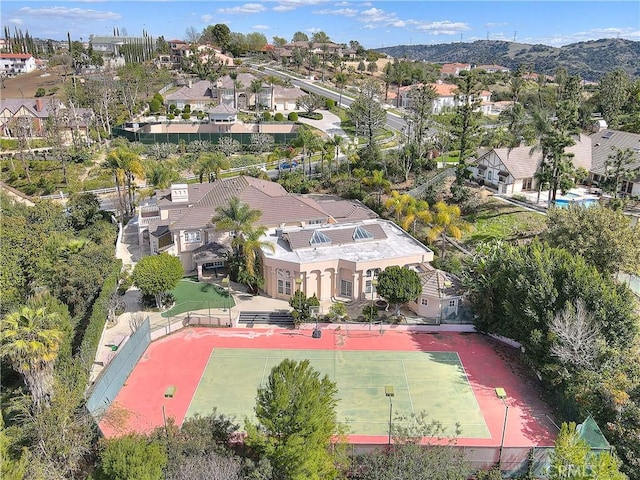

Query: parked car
[{"left": 279, "top": 160, "right": 298, "bottom": 170}]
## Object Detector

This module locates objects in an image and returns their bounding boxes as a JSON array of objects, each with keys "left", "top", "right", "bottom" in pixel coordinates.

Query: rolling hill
[{"left": 375, "top": 38, "right": 640, "bottom": 81}]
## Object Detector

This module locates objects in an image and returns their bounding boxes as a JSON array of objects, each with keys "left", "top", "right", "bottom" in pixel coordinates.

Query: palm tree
[
  {"left": 249, "top": 79, "right": 263, "bottom": 114},
  {"left": 426, "top": 201, "right": 472, "bottom": 259},
  {"left": 103, "top": 148, "right": 127, "bottom": 218},
  {"left": 363, "top": 170, "right": 391, "bottom": 208},
  {"left": 212, "top": 197, "right": 262, "bottom": 255},
  {"left": 334, "top": 71, "right": 348, "bottom": 112},
  {"left": 196, "top": 152, "right": 231, "bottom": 182},
  {"left": 242, "top": 225, "right": 275, "bottom": 278},
  {"left": 1, "top": 306, "right": 64, "bottom": 409},
  {"left": 401, "top": 198, "right": 432, "bottom": 236},
  {"left": 384, "top": 190, "right": 407, "bottom": 222}
]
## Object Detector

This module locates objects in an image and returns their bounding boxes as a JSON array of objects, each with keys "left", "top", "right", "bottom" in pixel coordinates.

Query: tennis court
[{"left": 188, "top": 348, "right": 489, "bottom": 437}]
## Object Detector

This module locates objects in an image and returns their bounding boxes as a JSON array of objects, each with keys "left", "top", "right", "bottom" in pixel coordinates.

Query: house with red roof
[
  {"left": 1, "top": 53, "right": 36, "bottom": 75},
  {"left": 396, "top": 82, "right": 492, "bottom": 114}
]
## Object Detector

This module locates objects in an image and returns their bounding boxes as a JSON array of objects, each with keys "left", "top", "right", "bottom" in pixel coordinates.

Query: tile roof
[
  {"left": 165, "top": 80, "right": 213, "bottom": 101},
  {"left": 480, "top": 133, "right": 592, "bottom": 179},
  {"left": 161, "top": 176, "right": 331, "bottom": 231},
  {"left": 216, "top": 73, "right": 258, "bottom": 90},
  {"left": 590, "top": 129, "right": 640, "bottom": 176},
  {"left": 306, "top": 195, "right": 379, "bottom": 222},
  {"left": 1, "top": 53, "right": 33, "bottom": 59},
  {"left": 209, "top": 103, "right": 237, "bottom": 114},
  {"left": 419, "top": 268, "right": 464, "bottom": 299}
]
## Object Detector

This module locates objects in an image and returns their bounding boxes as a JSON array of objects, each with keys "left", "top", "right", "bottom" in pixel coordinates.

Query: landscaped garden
[{"left": 461, "top": 197, "right": 547, "bottom": 248}]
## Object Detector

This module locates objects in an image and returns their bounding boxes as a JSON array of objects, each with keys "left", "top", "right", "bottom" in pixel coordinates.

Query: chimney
[
  {"left": 35, "top": 99, "right": 43, "bottom": 112},
  {"left": 188, "top": 80, "right": 192, "bottom": 89}
]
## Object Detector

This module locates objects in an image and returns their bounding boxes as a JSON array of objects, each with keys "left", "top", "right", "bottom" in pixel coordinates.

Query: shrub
[
  {"left": 181, "top": 112, "right": 190, "bottom": 120},
  {"left": 35, "top": 87, "right": 46, "bottom": 97},
  {"left": 167, "top": 113, "right": 175, "bottom": 120},
  {"left": 183, "top": 104, "right": 191, "bottom": 113},
  {"left": 288, "top": 112, "right": 298, "bottom": 121},
  {"left": 262, "top": 111, "right": 272, "bottom": 121},
  {"left": 169, "top": 104, "right": 176, "bottom": 111},
  {"left": 274, "top": 112, "right": 285, "bottom": 121},
  {"left": 325, "top": 98, "right": 335, "bottom": 109},
  {"left": 79, "top": 261, "right": 122, "bottom": 369},
  {"left": 298, "top": 112, "right": 323, "bottom": 120}
]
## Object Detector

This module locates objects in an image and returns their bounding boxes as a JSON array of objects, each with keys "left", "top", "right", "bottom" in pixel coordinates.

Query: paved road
[{"left": 257, "top": 65, "right": 408, "bottom": 133}]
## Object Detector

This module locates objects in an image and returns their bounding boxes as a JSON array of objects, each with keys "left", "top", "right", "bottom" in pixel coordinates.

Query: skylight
[
  {"left": 352, "top": 226, "right": 374, "bottom": 240},
  {"left": 309, "top": 230, "right": 331, "bottom": 246},
  {"left": 601, "top": 131, "right": 614, "bottom": 139}
]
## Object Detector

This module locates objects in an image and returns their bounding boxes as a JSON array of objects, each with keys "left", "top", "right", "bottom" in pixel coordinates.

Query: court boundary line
[
  {"left": 401, "top": 359, "right": 415, "bottom": 414},
  {"left": 185, "top": 347, "right": 216, "bottom": 417},
  {"left": 185, "top": 347, "right": 493, "bottom": 439},
  {"left": 454, "top": 351, "right": 490, "bottom": 438}
]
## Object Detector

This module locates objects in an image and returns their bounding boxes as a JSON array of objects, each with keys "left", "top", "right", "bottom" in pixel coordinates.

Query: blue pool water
[{"left": 553, "top": 198, "right": 598, "bottom": 208}]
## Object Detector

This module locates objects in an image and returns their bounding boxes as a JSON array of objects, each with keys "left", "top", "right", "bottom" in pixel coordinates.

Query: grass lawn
[
  {"left": 462, "top": 197, "right": 547, "bottom": 248},
  {"left": 161, "top": 277, "right": 235, "bottom": 318}
]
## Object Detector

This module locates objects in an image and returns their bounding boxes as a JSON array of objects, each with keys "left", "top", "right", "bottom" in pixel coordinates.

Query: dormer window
[{"left": 184, "top": 231, "right": 201, "bottom": 243}]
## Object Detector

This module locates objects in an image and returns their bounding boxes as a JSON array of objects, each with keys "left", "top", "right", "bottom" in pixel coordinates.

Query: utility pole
[{"left": 513, "top": 31, "right": 517, "bottom": 43}]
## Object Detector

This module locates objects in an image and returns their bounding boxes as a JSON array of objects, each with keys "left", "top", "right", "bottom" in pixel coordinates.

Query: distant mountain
[{"left": 375, "top": 39, "right": 640, "bottom": 81}]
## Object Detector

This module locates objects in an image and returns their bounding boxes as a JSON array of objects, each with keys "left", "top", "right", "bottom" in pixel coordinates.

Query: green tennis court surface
[{"left": 187, "top": 348, "right": 490, "bottom": 438}]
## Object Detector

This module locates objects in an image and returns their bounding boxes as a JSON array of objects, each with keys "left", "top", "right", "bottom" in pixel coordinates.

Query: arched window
[
  {"left": 365, "top": 268, "right": 381, "bottom": 293},
  {"left": 277, "top": 269, "right": 292, "bottom": 295}
]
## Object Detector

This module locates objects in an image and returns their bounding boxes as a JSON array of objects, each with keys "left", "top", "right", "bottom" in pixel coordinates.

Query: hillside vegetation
[{"left": 376, "top": 38, "right": 640, "bottom": 81}]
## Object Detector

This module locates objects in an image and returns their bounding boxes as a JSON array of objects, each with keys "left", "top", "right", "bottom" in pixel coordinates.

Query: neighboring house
[
  {"left": 0, "top": 98, "right": 93, "bottom": 142},
  {"left": 207, "top": 103, "right": 237, "bottom": 130},
  {"left": 474, "top": 64, "right": 510, "bottom": 73},
  {"left": 471, "top": 134, "right": 592, "bottom": 194},
  {"left": 167, "top": 75, "right": 306, "bottom": 112},
  {"left": 440, "top": 63, "right": 472, "bottom": 76},
  {"left": 138, "top": 177, "right": 433, "bottom": 303},
  {"left": 0, "top": 53, "right": 36, "bottom": 75},
  {"left": 589, "top": 129, "right": 640, "bottom": 198},
  {"left": 164, "top": 80, "right": 214, "bottom": 110},
  {"left": 407, "top": 266, "right": 465, "bottom": 321},
  {"left": 397, "top": 82, "right": 492, "bottom": 114},
  {"left": 89, "top": 35, "right": 155, "bottom": 56}
]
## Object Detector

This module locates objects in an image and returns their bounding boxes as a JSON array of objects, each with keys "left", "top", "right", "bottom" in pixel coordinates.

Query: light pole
[
  {"left": 295, "top": 277, "right": 303, "bottom": 325},
  {"left": 222, "top": 275, "right": 231, "bottom": 326},
  {"left": 368, "top": 278, "right": 378, "bottom": 330},
  {"left": 385, "top": 385, "right": 394, "bottom": 446},
  {"left": 496, "top": 387, "right": 508, "bottom": 471}
]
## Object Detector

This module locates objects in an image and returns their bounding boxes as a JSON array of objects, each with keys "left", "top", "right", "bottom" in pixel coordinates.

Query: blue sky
[{"left": 3, "top": 1, "right": 639, "bottom": 48}]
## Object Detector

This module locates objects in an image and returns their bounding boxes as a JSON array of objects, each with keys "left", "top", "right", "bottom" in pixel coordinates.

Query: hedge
[{"left": 79, "top": 260, "right": 123, "bottom": 370}]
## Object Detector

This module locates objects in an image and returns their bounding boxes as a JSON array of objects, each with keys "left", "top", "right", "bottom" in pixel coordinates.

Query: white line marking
[
  {"left": 185, "top": 347, "right": 216, "bottom": 419},
  {"left": 402, "top": 360, "right": 415, "bottom": 413}
]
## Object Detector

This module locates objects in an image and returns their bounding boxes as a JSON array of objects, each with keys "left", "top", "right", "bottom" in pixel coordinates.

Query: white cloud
[
  {"left": 416, "top": 21, "right": 471, "bottom": 35},
  {"left": 313, "top": 8, "right": 358, "bottom": 16},
  {"left": 253, "top": 25, "right": 269, "bottom": 30},
  {"left": 201, "top": 14, "right": 213, "bottom": 23},
  {"left": 17, "top": 6, "right": 121, "bottom": 21},
  {"left": 484, "top": 22, "right": 508, "bottom": 28},
  {"left": 272, "top": 0, "right": 327, "bottom": 12},
  {"left": 8, "top": 18, "right": 24, "bottom": 25},
  {"left": 217, "top": 3, "right": 266, "bottom": 14},
  {"left": 360, "top": 7, "right": 388, "bottom": 23},
  {"left": 306, "top": 27, "right": 322, "bottom": 33}
]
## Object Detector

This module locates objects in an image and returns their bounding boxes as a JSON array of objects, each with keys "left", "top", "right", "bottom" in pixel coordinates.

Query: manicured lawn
[
  {"left": 462, "top": 197, "right": 547, "bottom": 248},
  {"left": 161, "top": 277, "right": 235, "bottom": 318}
]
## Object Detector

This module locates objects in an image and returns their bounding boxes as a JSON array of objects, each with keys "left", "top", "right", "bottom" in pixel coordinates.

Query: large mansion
[{"left": 138, "top": 177, "right": 438, "bottom": 306}]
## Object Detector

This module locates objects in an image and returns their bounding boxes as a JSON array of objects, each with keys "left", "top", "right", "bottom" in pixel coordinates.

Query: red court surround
[{"left": 99, "top": 327, "right": 557, "bottom": 448}]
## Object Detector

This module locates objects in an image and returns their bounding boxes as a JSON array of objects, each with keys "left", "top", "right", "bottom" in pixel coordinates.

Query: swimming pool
[
  {"left": 553, "top": 198, "right": 598, "bottom": 208},
  {"left": 564, "top": 192, "right": 581, "bottom": 199}
]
